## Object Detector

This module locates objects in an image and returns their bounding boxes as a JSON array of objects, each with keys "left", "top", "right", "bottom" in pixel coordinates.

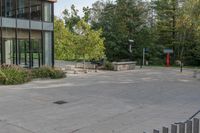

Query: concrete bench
[{"left": 112, "top": 61, "right": 136, "bottom": 71}]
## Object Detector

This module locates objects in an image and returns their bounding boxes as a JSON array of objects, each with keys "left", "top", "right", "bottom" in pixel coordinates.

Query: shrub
[
  {"left": 50, "top": 69, "right": 66, "bottom": 79},
  {"left": 31, "top": 66, "right": 66, "bottom": 79},
  {"left": 0, "top": 65, "right": 31, "bottom": 85},
  {"left": 0, "top": 65, "right": 66, "bottom": 85},
  {"left": 104, "top": 61, "right": 114, "bottom": 70},
  {"left": 31, "top": 66, "right": 52, "bottom": 79}
]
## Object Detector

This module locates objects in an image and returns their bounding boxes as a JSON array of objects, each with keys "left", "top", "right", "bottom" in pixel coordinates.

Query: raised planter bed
[{"left": 112, "top": 61, "right": 136, "bottom": 71}]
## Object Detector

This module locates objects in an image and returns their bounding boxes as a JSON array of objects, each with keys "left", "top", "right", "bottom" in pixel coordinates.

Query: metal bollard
[{"left": 193, "top": 68, "right": 197, "bottom": 78}]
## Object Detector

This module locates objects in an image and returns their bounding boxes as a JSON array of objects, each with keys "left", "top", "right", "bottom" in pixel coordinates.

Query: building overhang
[{"left": 46, "top": 0, "right": 57, "bottom": 3}]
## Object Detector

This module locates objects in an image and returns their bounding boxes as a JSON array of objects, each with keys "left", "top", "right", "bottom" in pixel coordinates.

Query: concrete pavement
[{"left": 0, "top": 67, "right": 200, "bottom": 133}]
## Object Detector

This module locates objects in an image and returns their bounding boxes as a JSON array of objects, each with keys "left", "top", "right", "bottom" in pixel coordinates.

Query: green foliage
[
  {"left": 92, "top": 0, "right": 149, "bottom": 61},
  {"left": 54, "top": 17, "right": 76, "bottom": 60},
  {"left": 50, "top": 69, "right": 67, "bottom": 79},
  {"left": 31, "top": 67, "right": 52, "bottom": 79},
  {"left": 31, "top": 66, "right": 66, "bottom": 79},
  {"left": 63, "top": 4, "right": 81, "bottom": 32},
  {"left": 54, "top": 12, "right": 105, "bottom": 61},
  {"left": 153, "top": 0, "right": 178, "bottom": 48},
  {"left": 0, "top": 65, "right": 31, "bottom": 85},
  {"left": 170, "top": 0, "right": 200, "bottom": 65},
  {"left": 104, "top": 61, "right": 114, "bottom": 70},
  {"left": 0, "top": 65, "right": 66, "bottom": 85},
  {"left": 74, "top": 20, "right": 105, "bottom": 61},
  {"left": 54, "top": 0, "right": 200, "bottom": 66}
]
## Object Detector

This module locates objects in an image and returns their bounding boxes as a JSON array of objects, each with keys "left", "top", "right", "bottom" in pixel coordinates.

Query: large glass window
[
  {"left": 2, "top": 0, "right": 16, "bottom": 18},
  {"left": 2, "top": 28, "right": 16, "bottom": 64},
  {"left": 17, "top": 0, "right": 30, "bottom": 19},
  {"left": 31, "top": 0, "right": 42, "bottom": 21},
  {"left": 31, "top": 30, "right": 42, "bottom": 68},
  {"left": 0, "top": 29, "right": 2, "bottom": 64},
  {"left": 43, "top": 2, "right": 52, "bottom": 22},
  {"left": 0, "top": 0, "right": 2, "bottom": 16},
  {"left": 43, "top": 32, "right": 52, "bottom": 66},
  {"left": 17, "top": 29, "right": 30, "bottom": 67}
]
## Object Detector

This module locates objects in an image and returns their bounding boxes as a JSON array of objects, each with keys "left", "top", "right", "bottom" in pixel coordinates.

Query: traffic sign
[{"left": 164, "top": 48, "right": 173, "bottom": 54}]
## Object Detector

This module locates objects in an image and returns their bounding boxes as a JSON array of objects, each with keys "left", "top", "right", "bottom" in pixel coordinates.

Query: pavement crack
[
  {"left": 70, "top": 128, "right": 81, "bottom": 133},
  {"left": 97, "top": 108, "right": 135, "bottom": 123},
  {"left": 0, "top": 119, "right": 36, "bottom": 133}
]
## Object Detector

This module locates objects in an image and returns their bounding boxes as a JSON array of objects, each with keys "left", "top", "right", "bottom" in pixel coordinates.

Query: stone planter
[{"left": 112, "top": 61, "right": 136, "bottom": 71}]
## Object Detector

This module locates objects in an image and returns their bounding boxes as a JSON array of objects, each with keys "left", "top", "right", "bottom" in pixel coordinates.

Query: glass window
[
  {"left": 31, "top": 30, "right": 42, "bottom": 68},
  {"left": 0, "top": 0, "right": 2, "bottom": 17},
  {"left": 43, "top": 2, "right": 52, "bottom": 22},
  {"left": 2, "top": 0, "right": 16, "bottom": 18},
  {"left": 0, "top": 29, "right": 2, "bottom": 64},
  {"left": 43, "top": 32, "right": 52, "bottom": 66},
  {"left": 2, "top": 28, "right": 16, "bottom": 64},
  {"left": 31, "top": 0, "right": 41, "bottom": 21},
  {"left": 17, "top": 29, "right": 30, "bottom": 67},
  {"left": 17, "top": 0, "right": 30, "bottom": 19}
]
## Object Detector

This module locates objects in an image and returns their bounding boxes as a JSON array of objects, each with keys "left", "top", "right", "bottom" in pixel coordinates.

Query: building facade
[{"left": 0, "top": 0, "right": 56, "bottom": 68}]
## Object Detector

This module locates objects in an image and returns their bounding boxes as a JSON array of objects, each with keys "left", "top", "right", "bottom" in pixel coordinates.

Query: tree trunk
[{"left": 83, "top": 54, "right": 86, "bottom": 70}]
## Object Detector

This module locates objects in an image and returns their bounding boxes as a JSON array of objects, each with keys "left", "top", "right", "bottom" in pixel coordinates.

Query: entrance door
[
  {"left": 18, "top": 40, "right": 29, "bottom": 67},
  {"left": 31, "top": 39, "right": 42, "bottom": 68}
]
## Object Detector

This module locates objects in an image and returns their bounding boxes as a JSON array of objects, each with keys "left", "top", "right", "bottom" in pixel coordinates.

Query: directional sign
[
  {"left": 164, "top": 48, "right": 173, "bottom": 54},
  {"left": 144, "top": 48, "right": 149, "bottom": 53}
]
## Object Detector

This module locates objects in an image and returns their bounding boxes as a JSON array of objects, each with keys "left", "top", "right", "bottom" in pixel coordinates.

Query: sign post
[
  {"left": 128, "top": 39, "right": 134, "bottom": 61},
  {"left": 142, "top": 48, "right": 149, "bottom": 67},
  {"left": 143, "top": 48, "right": 145, "bottom": 66}
]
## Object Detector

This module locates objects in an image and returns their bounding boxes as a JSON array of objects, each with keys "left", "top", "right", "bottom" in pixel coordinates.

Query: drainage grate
[{"left": 53, "top": 100, "right": 68, "bottom": 105}]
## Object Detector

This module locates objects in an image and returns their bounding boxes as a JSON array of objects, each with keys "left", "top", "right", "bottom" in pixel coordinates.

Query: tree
[
  {"left": 93, "top": 0, "right": 148, "bottom": 61},
  {"left": 90, "top": 0, "right": 106, "bottom": 26},
  {"left": 74, "top": 20, "right": 105, "bottom": 67},
  {"left": 177, "top": 0, "right": 200, "bottom": 65},
  {"left": 154, "top": 0, "right": 178, "bottom": 48},
  {"left": 54, "top": 17, "right": 105, "bottom": 62},
  {"left": 62, "top": 5, "right": 81, "bottom": 32},
  {"left": 54, "top": 17, "right": 76, "bottom": 60}
]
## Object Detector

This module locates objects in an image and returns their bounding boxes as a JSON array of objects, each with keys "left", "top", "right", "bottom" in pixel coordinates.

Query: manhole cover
[{"left": 53, "top": 100, "right": 68, "bottom": 105}]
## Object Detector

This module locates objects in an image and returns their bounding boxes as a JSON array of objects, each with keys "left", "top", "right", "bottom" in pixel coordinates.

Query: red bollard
[{"left": 166, "top": 53, "right": 170, "bottom": 67}]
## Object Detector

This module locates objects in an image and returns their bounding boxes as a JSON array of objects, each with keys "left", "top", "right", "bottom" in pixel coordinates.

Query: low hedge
[
  {"left": 103, "top": 61, "right": 114, "bottom": 70},
  {"left": 0, "top": 65, "right": 32, "bottom": 85},
  {"left": 31, "top": 66, "right": 66, "bottom": 79},
  {"left": 0, "top": 65, "right": 66, "bottom": 85}
]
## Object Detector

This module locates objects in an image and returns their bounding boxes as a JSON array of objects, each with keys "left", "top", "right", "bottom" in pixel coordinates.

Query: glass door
[
  {"left": 31, "top": 30, "right": 42, "bottom": 68},
  {"left": 31, "top": 39, "right": 42, "bottom": 68},
  {"left": 18, "top": 40, "right": 29, "bottom": 67}
]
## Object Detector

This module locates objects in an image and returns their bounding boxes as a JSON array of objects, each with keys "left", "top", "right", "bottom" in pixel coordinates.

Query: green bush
[
  {"left": 104, "top": 61, "right": 114, "bottom": 70},
  {"left": 0, "top": 65, "right": 66, "bottom": 85},
  {"left": 31, "top": 66, "right": 52, "bottom": 79},
  {"left": 50, "top": 69, "right": 66, "bottom": 79},
  {"left": 0, "top": 65, "right": 31, "bottom": 85},
  {"left": 31, "top": 66, "right": 66, "bottom": 79}
]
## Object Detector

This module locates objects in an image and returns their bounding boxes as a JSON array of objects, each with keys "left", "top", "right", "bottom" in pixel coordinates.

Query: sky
[{"left": 54, "top": 0, "right": 95, "bottom": 18}]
